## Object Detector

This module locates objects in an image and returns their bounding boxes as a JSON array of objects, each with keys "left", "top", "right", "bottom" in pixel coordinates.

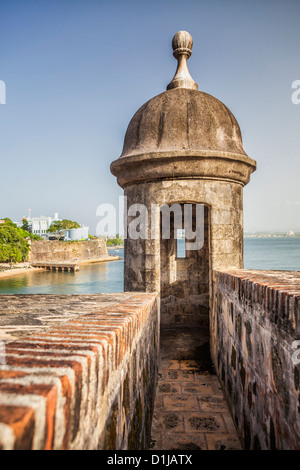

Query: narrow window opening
[{"left": 176, "top": 228, "right": 186, "bottom": 258}]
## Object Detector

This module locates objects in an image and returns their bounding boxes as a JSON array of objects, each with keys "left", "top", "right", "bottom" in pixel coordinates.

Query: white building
[
  {"left": 287, "top": 230, "right": 295, "bottom": 237},
  {"left": 30, "top": 212, "right": 60, "bottom": 237},
  {"left": 18, "top": 212, "right": 89, "bottom": 240}
]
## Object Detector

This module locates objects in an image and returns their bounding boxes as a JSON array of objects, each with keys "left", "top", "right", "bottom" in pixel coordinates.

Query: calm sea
[
  {"left": 0, "top": 238, "right": 299, "bottom": 295},
  {"left": 244, "top": 237, "right": 300, "bottom": 270}
]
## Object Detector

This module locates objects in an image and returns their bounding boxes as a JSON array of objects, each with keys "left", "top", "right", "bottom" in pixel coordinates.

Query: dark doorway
[{"left": 160, "top": 203, "right": 210, "bottom": 330}]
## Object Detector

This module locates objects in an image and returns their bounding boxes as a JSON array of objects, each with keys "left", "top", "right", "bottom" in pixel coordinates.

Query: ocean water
[
  {"left": 243, "top": 237, "right": 300, "bottom": 271},
  {"left": 0, "top": 249, "right": 125, "bottom": 295},
  {"left": 0, "top": 238, "right": 299, "bottom": 295}
]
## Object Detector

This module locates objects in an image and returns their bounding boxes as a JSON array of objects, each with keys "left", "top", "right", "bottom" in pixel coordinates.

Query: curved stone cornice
[{"left": 110, "top": 150, "right": 257, "bottom": 188}]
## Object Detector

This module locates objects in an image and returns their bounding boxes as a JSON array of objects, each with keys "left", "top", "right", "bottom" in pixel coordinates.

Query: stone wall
[
  {"left": 160, "top": 204, "right": 210, "bottom": 329},
  {"left": 29, "top": 239, "right": 107, "bottom": 263},
  {"left": 124, "top": 179, "right": 243, "bottom": 328},
  {"left": 212, "top": 269, "right": 300, "bottom": 449},
  {"left": 0, "top": 292, "right": 160, "bottom": 450}
]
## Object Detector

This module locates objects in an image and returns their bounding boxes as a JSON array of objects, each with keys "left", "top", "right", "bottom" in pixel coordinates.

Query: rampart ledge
[
  {"left": 211, "top": 269, "right": 300, "bottom": 450},
  {"left": 0, "top": 292, "right": 160, "bottom": 450}
]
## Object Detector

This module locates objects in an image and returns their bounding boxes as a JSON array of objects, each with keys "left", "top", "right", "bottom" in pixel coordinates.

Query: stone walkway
[{"left": 150, "top": 329, "right": 242, "bottom": 450}]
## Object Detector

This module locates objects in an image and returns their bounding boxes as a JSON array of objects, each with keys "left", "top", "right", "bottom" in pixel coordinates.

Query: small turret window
[{"left": 176, "top": 229, "right": 186, "bottom": 258}]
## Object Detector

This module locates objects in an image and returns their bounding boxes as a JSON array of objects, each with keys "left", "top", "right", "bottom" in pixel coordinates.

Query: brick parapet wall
[
  {"left": 211, "top": 269, "right": 300, "bottom": 449},
  {"left": 0, "top": 293, "right": 160, "bottom": 450}
]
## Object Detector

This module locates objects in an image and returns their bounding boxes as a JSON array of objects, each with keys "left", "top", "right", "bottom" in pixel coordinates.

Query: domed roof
[
  {"left": 111, "top": 31, "right": 256, "bottom": 188},
  {"left": 120, "top": 87, "right": 246, "bottom": 159}
]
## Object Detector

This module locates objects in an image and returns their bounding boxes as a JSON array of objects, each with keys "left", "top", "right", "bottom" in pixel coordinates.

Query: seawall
[{"left": 29, "top": 239, "right": 108, "bottom": 264}]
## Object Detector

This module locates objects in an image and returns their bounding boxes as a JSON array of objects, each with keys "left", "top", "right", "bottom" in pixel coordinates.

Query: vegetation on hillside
[
  {"left": 21, "top": 218, "right": 30, "bottom": 232},
  {"left": 47, "top": 219, "right": 80, "bottom": 240},
  {"left": 20, "top": 218, "right": 42, "bottom": 240},
  {"left": 106, "top": 234, "right": 124, "bottom": 246},
  {"left": 0, "top": 218, "right": 30, "bottom": 263}
]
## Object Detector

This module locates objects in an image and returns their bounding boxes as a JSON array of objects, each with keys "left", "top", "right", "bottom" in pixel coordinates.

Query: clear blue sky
[{"left": 0, "top": 0, "right": 299, "bottom": 234}]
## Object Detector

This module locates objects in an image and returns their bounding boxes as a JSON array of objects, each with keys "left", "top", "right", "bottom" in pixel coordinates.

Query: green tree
[
  {"left": 21, "top": 218, "right": 31, "bottom": 233},
  {"left": 0, "top": 218, "right": 30, "bottom": 263},
  {"left": 106, "top": 233, "right": 124, "bottom": 246},
  {"left": 29, "top": 233, "right": 43, "bottom": 241},
  {"left": 3, "top": 218, "right": 16, "bottom": 227},
  {"left": 47, "top": 219, "right": 81, "bottom": 240}
]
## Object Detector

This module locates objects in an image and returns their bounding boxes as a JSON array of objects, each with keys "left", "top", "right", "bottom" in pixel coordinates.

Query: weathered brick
[
  {"left": 212, "top": 269, "right": 300, "bottom": 450},
  {"left": 0, "top": 404, "right": 35, "bottom": 450},
  {"left": 0, "top": 293, "right": 159, "bottom": 449}
]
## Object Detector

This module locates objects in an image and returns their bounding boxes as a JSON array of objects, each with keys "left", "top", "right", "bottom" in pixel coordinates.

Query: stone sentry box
[{"left": 111, "top": 31, "right": 256, "bottom": 330}]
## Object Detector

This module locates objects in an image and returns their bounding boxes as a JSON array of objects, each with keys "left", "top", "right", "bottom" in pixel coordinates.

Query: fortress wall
[
  {"left": 124, "top": 179, "right": 244, "bottom": 329},
  {"left": 212, "top": 269, "right": 300, "bottom": 449},
  {"left": 0, "top": 292, "right": 159, "bottom": 450},
  {"left": 29, "top": 239, "right": 107, "bottom": 263}
]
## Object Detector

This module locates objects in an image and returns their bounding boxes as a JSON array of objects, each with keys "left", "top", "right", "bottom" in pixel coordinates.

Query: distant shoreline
[
  {"left": 244, "top": 235, "right": 300, "bottom": 239},
  {"left": 0, "top": 255, "right": 121, "bottom": 280},
  {"left": 0, "top": 266, "right": 44, "bottom": 280},
  {"left": 79, "top": 255, "right": 121, "bottom": 264}
]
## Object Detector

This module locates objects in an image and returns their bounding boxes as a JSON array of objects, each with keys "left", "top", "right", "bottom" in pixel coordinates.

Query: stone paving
[{"left": 150, "top": 328, "right": 242, "bottom": 450}]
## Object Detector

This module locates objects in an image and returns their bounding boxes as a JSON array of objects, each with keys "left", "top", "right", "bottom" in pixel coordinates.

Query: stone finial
[{"left": 167, "top": 31, "right": 198, "bottom": 91}]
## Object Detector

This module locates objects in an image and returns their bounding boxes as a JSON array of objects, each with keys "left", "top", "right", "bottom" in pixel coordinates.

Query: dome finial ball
[
  {"left": 172, "top": 31, "right": 193, "bottom": 59},
  {"left": 167, "top": 31, "right": 197, "bottom": 90}
]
